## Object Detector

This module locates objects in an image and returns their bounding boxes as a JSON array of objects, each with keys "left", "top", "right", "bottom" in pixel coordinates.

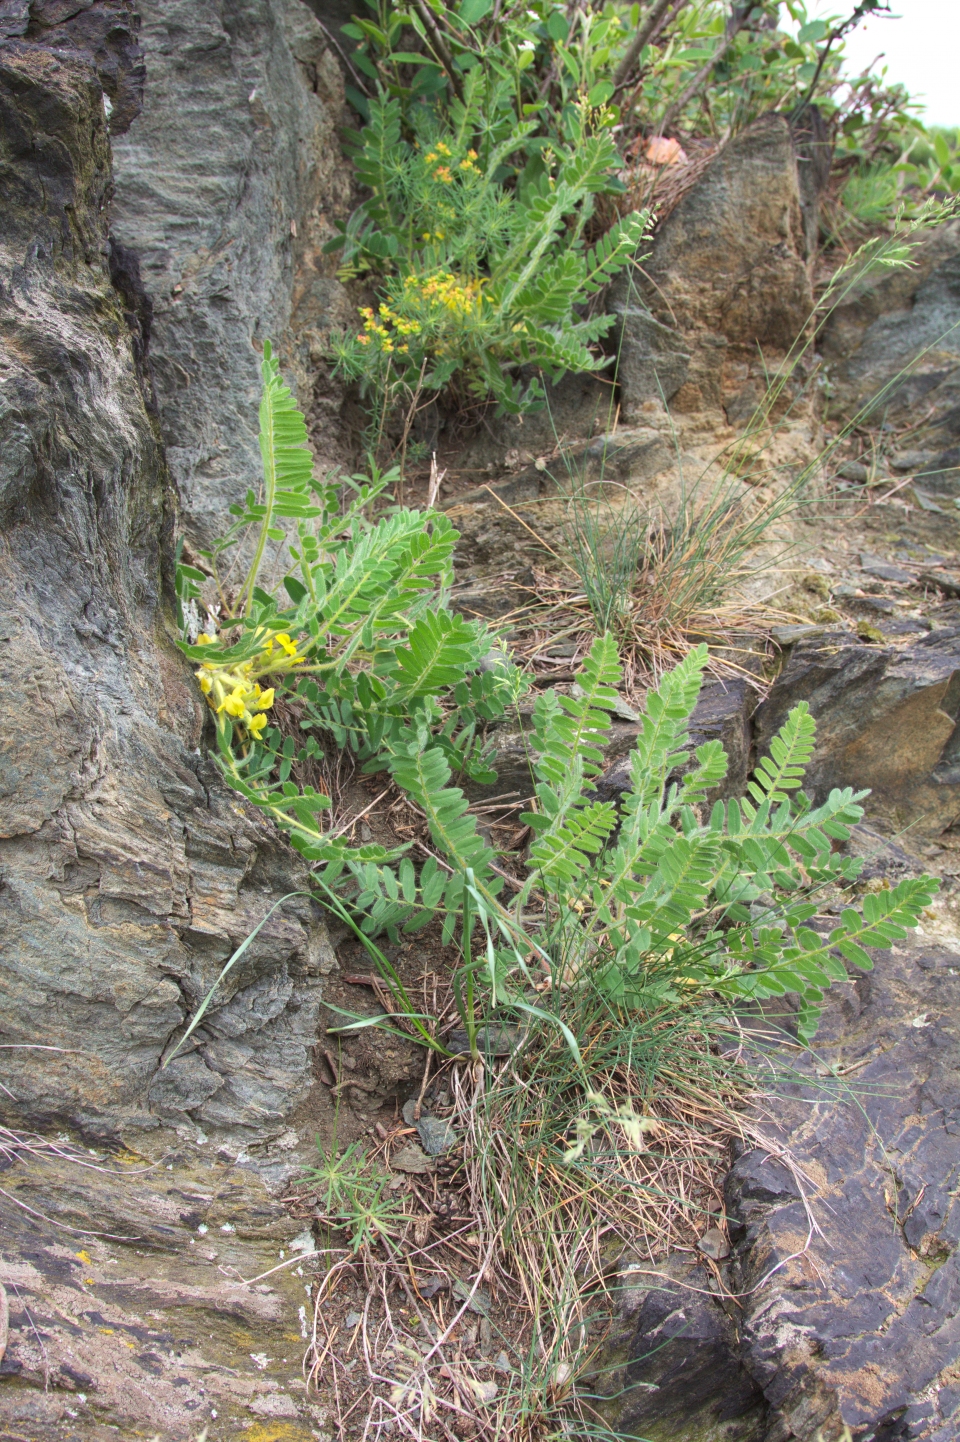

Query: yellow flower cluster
[
  {"left": 353, "top": 271, "right": 484, "bottom": 362},
  {"left": 357, "top": 302, "right": 422, "bottom": 355},
  {"left": 424, "top": 142, "right": 479, "bottom": 182},
  {"left": 403, "top": 269, "right": 484, "bottom": 319},
  {"left": 194, "top": 631, "right": 306, "bottom": 739}
]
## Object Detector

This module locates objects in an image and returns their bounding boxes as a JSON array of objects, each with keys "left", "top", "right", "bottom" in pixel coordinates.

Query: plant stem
[
  {"left": 243, "top": 387, "right": 277, "bottom": 617},
  {"left": 612, "top": 0, "right": 687, "bottom": 88}
]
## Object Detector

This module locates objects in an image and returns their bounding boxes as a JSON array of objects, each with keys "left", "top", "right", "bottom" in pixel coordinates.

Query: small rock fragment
[
  {"left": 890, "top": 449, "right": 936, "bottom": 472},
  {"left": 416, "top": 1116, "right": 458, "bottom": 1156},
  {"left": 344, "top": 1310, "right": 363, "bottom": 1329},
  {"left": 858, "top": 553, "right": 915, "bottom": 585},
  {"left": 418, "top": 1274, "right": 449, "bottom": 1299},
  {"left": 921, "top": 570, "right": 960, "bottom": 598},
  {"left": 910, "top": 486, "right": 946, "bottom": 513},
  {"left": 448, "top": 1024, "right": 523, "bottom": 1057},
  {"left": 391, "top": 1143, "right": 434, "bottom": 1175},
  {"left": 452, "top": 1278, "right": 491, "bottom": 1315},
  {"left": 770, "top": 623, "right": 829, "bottom": 647},
  {"left": 697, "top": 1227, "right": 731, "bottom": 1261}
]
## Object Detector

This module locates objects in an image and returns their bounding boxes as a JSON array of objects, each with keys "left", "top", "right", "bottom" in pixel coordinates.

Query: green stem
[{"left": 243, "top": 384, "right": 278, "bottom": 617}]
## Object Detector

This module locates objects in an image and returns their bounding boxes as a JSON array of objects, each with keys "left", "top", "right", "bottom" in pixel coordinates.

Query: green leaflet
[{"left": 532, "top": 632, "right": 622, "bottom": 783}]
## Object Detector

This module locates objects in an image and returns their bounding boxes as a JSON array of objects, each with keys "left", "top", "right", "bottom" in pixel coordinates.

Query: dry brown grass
[{"left": 294, "top": 996, "right": 765, "bottom": 1440}]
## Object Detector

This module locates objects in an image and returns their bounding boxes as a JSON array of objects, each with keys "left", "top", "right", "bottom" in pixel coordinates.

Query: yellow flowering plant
[
  {"left": 328, "top": 83, "right": 649, "bottom": 437},
  {"left": 176, "top": 348, "right": 937, "bottom": 1057},
  {"left": 175, "top": 343, "right": 525, "bottom": 893}
]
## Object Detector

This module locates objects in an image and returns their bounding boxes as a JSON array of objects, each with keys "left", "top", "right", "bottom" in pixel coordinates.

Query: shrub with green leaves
[
  {"left": 178, "top": 350, "right": 935, "bottom": 1051},
  {"left": 385, "top": 632, "right": 936, "bottom": 1043}
]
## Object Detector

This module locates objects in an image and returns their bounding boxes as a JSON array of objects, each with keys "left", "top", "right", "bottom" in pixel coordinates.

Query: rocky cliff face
[
  {"left": 110, "top": 0, "right": 355, "bottom": 549},
  {"left": 0, "top": 4, "right": 335, "bottom": 1162}
]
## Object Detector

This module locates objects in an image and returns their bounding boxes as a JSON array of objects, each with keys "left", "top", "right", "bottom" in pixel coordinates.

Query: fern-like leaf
[
  {"left": 747, "top": 702, "right": 817, "bottom": 806},
  {"left": 533, "top": 632, "right": 622, "bottom": 784}
]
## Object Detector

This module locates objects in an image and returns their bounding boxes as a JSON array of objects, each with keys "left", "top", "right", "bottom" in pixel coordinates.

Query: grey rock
[
  {"left": 891, "top": 449, "right": 938, "bottom": 472},
  {"left": 724, "top": 936, "right": 960, "bottom": 1440},
  {"left": 0, "top": 0, "right": 29, "bottom": 39},
  {"left": 111, "top": 0, "right": 354, "bottom": 550},
  {"left": 755, "top": 631, "right": 960, "bottom": 836},
  {"left": 0, "top": 20, "right": 333, "bottom": 1152},
  {"left": 600, "top": 1258, "right": 766, "bottom": 1440},
  {"left": 790, "top": 103, "right": 832, "bottom": 260},
  {"left": 391, "top": 1143, "right": 434, "bottom": 1175},
  {"left": 854, "top": 594, "right": 899, "bottom": 615},
  {"left": 608, "top": 291, "right": 691, "bottom": 418},
  {"left": 911, "top": 483, "right": 950, "bottom": 511},
  {"left": 24, "top": 0, "right": 146, "bottom": 134},
  {"left": 581, "top": 426, "right": 673, "bottom": 481},
  {"left": 837, "top": 459, "right": 869, "bottom": 482},
  {"left": 401, "top": 1099, "right": 458, "bottom": 1155},
  {"left": 0, "top": 1140, "right": 312, "bottom": 1433},
  {"left": 696, "top": 1226, "right": 730, "bottom": 1261},
  {"left": 603, "top": 932, "right": 960, "bottom": 1440},
  {"left": 921, "top": 569, "right": 960, "bottom": 598},
  {"left": 453, "top": 583, "right": 528, "bottom": 619},
  {"left": 626, "top": 115, "right": 812, "bottom": 417},
  {"left": 770, "top": 622, "right": 831, "bottom": 646},
  {"left": 447, "top": 1024, "right": 523, "bottom": 1057},
  {"left": 822, "top": 220, "right": 960, "bottom": 503},
  {"left": 416, "top": 1116, "right": 458, "bottom": 1157},
  {"left": 148, "top": 1053, "right": 225, "bottom": 1114},
  {"left": 858, "top": 552, "right": 915, "bottom": 584},
  {"left": 452, "top": 1278, "right": 491, "bottom": 1315}
]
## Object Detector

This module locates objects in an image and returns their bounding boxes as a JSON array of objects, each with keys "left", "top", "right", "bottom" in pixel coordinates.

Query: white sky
[{"left": 784, "top": 0, "right": 960, "bottom": 129}]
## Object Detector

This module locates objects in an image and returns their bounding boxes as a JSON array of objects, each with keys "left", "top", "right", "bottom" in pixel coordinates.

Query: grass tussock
[{"left": 298, "top": 986, "right": 756, "bottom": 1440}]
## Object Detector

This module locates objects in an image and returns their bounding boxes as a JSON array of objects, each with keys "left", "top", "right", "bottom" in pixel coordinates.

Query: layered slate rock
[
  {"left": 755, "top": 629, "right": 960, "bottom": 837},
  {"left": 725, "top": 935, "right": 960, "bottom": 1441},
  {"left": 0, "top": 1144, "right": 323, "bottom": 1438},
  {"left": 607, "top": 1257, "right": 767, "bottom": 1442},
  {"left": 110, "top": 0, "right": 354, "bottom": 548},
  {"left": 0, "top": 9, "right": 331, "bottom": 1154},
  {"left": 601, "top": 932, "right": 960, "bottom": 1441},
  {"left": 821, "top": 219, "right": 960, "bottom": 503}
]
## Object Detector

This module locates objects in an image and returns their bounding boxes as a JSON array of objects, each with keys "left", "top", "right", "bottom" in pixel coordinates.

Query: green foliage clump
[
  {"left": 177, "top": 354, "right": 936, "bottom": 1052},
  {"left": 177, "top": 343, "right": 524, "bottom": 907},
  {"left": 329, "top": 84, "right": 648, "bottom": 423}
]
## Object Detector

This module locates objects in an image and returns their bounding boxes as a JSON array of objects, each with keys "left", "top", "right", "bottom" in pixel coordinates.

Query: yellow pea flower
[{"left": 221, "top": 688, "right": 249, "bottom": 718}]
